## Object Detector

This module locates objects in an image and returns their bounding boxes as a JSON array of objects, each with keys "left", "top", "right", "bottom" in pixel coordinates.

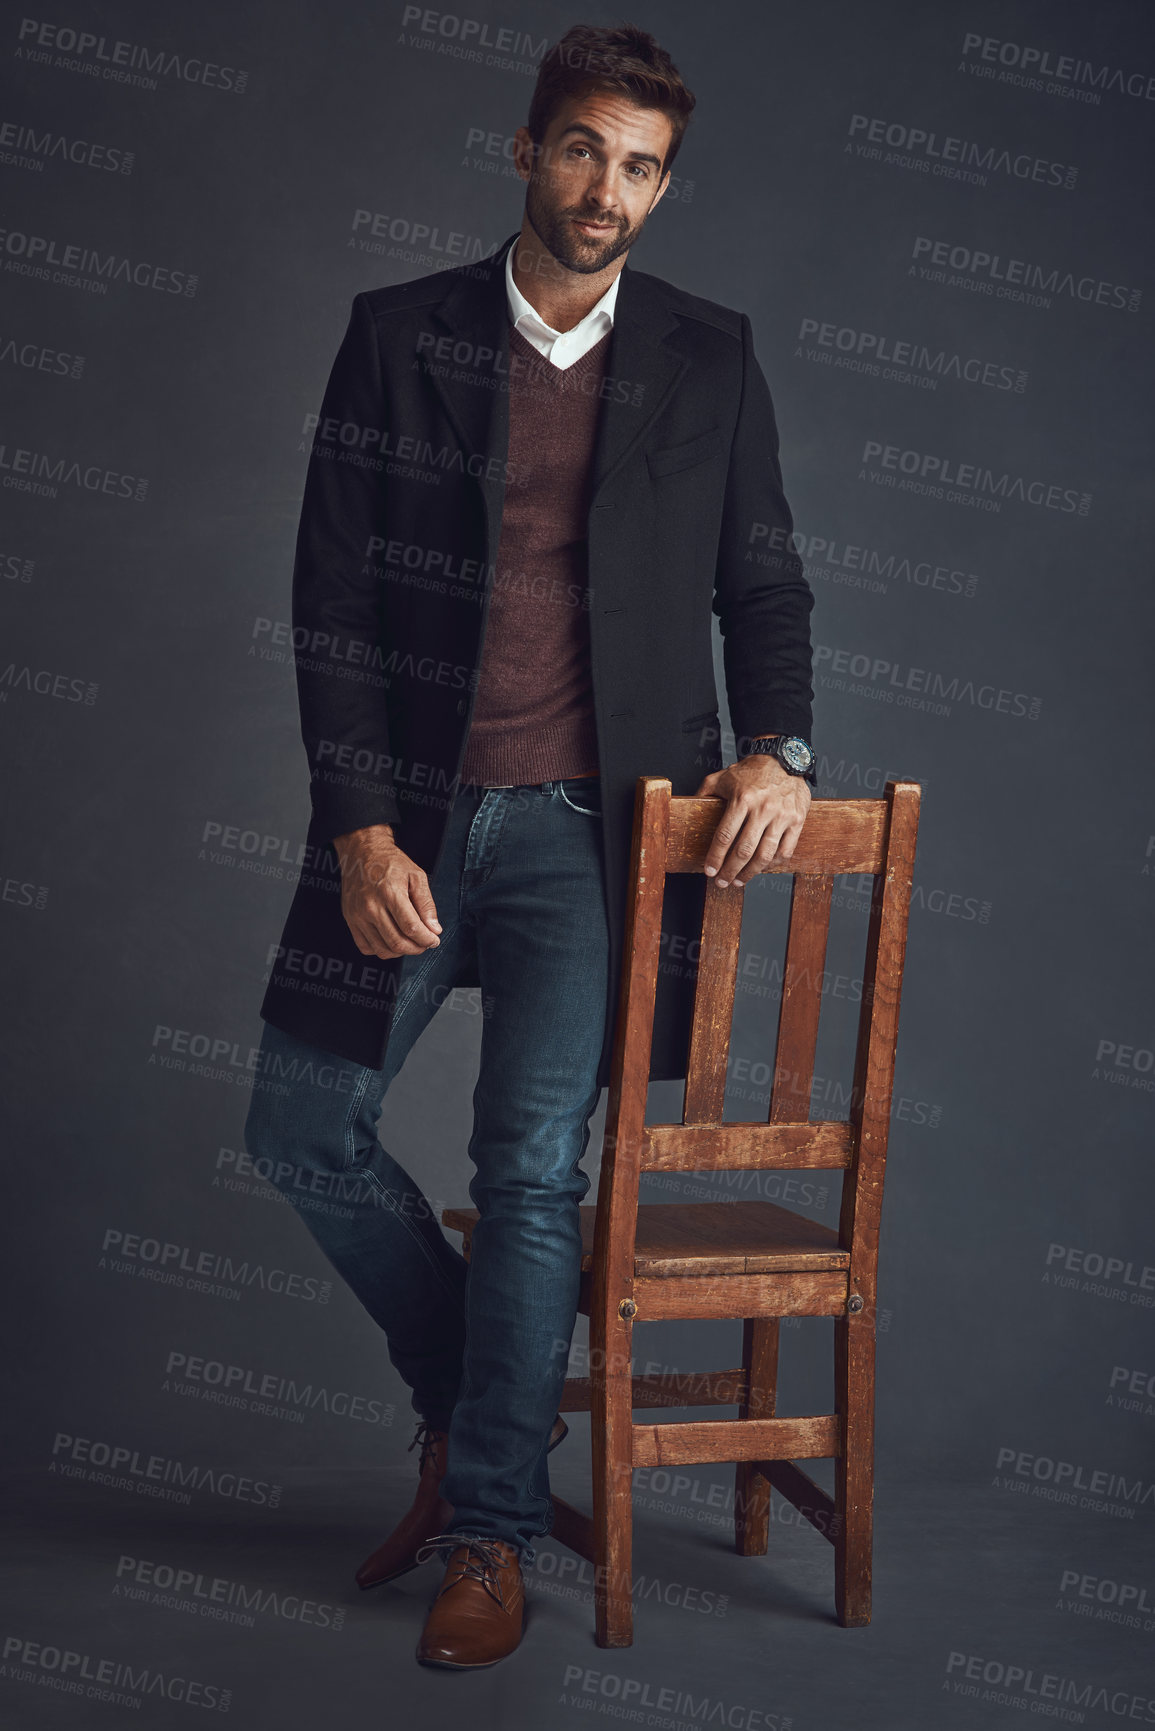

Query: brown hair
[{"left": 527, "top": 23, "right": 696, "bottom": 173}]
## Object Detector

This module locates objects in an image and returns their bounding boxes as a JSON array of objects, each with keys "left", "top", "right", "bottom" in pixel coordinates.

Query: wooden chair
[{"left": 443, "top": 774, "right": 921, "bottom": 1646}]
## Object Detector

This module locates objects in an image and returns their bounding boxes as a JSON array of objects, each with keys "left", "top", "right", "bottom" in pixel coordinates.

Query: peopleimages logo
[
  {"left": 860, "top": 437, "right": 1091, "bottom": 515},
  {"left": 748, "top": 522, "right": 979, "bottom": 599},
  {"left": 814, "top": 642, "right": 1042, "bottom": 722},
  {"left": 49, "top": 1429, "right": 282, "bottom": 1508},
  {"left": 1044, "top": 1241, "right": 1155, "bottom": 1306},
  {"left": 959, "top": 33, "right": 1155, "bottom": 103},
  {"left": 0, "top": 336, "right": 85, "bottom": 378},
  {"left": 350, "top": 208, "right": 500, "bottom": 266},
  {"left": 113, "top": 1553, "right": 346, "bottom": 1633},
  {"left": 0, "top": 438, "right": 147, "bottom": 500},
  {"left": 994, "top": 1445, "right": 1155, "bottom": 1515},
  {"left": 397, "top": 6, "right": 548, "bottom": 68},
  {"left": 0, "top": 119, "right": 134, "bottom": 174},
  {"left": 797, "top": 315, "right": 1026, "bottom": 392},
  {"left": 1058, "top": 1566, "right": 1155, "bottom": 1629},
  {"left": 1, "top": 1635, "right": 231, "bottom": 1713},
  {"left": 15, "top": 18, "right": 248, "bottom": 93},
  {"left": 847, "top": 112, "right": 1077, "bottom": 189},
  {"left": 945, "top": 1650, "right": 1155, "bottom": 1721},
  {"left": 559, "top": 1667, "right": 788, "bottom": 1730},
  {"left": 164, "top": 1350, "right": 394, "bottom": 1427},
  {"left": 100, "top": 1227, "right": 332, "bottom": 1303},
  {"left": 0, "top": 226, "right": 197, "bottom": 295},
  {"left": 910, "top": 235, "right": 1140, "bottom": 312},
  {"left": 0, "top": 664, "right": 98, "bottom": 703}
]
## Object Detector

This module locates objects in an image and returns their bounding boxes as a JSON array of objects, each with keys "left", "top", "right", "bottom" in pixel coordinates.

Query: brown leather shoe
[
  {"left": 414, "top": 1535, "right": 526, "bottom": 1668},
  {"left": 356, "top": 1420, "right": 451, "bottom": 1590},
  {"left": 355, "top": 1413, "right": 568, "bottom": 1591}
]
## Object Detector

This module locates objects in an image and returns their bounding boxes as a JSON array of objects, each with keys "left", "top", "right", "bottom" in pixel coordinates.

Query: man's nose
[{"left": 583, "top": 166, "right": 618, "bottom": 210}]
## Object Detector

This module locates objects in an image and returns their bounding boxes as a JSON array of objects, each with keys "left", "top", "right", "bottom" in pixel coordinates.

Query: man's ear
[
  {"left": 511, "top": 125, "right": 541, "bottom": 184},
  {"left": 650, "top": 168, "right": 672, "bottom": 212}
]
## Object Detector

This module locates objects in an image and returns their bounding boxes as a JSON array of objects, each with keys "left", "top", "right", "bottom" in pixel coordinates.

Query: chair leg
[
  {"left": 591, "top": 1315, "right": 635, "bottom": 1647},
  {"left": 735, "top": 1317, "right": 779, "bottom": 1554},
  {"left": 833, "top": 1309, "right": 874, "bottom": 1626}
]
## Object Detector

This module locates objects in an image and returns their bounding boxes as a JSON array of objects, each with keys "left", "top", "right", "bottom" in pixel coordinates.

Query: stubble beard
[{"left": 524, "top": 172, "right": 650, "bottom": 277}]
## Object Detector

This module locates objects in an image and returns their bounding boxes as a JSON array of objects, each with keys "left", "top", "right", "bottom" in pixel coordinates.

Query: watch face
[{"left": 781, "top": 737, "right": 813, "bottom": 772}]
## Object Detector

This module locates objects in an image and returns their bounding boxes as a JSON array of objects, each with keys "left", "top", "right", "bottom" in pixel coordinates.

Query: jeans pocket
[{"left": 557, "top": 779, "right": 603, "bottom": 817}]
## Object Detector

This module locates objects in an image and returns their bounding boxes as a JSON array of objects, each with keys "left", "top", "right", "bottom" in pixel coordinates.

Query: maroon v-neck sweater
[{"left": 459, "top": 321, "right": 611, "bottom": 787}]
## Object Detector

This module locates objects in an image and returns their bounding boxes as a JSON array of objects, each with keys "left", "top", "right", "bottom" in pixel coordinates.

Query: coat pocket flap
[{"left": 646, "top": 426, "right": 724, "bottom": 478}]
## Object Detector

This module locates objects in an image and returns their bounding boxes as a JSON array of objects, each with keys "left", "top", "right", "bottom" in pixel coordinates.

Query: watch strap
[{"left": 745, "top": 734, "right": 817, "bottom": 786}]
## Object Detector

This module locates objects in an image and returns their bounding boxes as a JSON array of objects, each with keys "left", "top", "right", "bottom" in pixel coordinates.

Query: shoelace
[
  {"left": 415, "top": 1533, "right": 513, "bottom": 1607},
  {"left": 410, "top": 1414, "right": 566, "bottom": 1475},
  {"left": 408, "top": 1420, "right": 445, "bottom": 1476}
]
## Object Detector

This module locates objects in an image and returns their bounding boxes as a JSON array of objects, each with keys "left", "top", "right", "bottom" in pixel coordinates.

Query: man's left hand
[{"left": 694, "top": 755, "right": 812, "bottom": 887}]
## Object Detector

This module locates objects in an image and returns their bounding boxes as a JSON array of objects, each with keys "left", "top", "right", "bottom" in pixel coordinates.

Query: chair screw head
[
  {"left": 847, "top": 1294, "right": 865, "bottom": 1314},
  {"left": 618, "top": 1299, "right": 637, "bottom": 1320}
]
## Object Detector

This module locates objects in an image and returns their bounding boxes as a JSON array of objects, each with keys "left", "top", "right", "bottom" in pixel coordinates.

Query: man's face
[{"left": 518, "top": 89, "right": 673, "bottom": 275}]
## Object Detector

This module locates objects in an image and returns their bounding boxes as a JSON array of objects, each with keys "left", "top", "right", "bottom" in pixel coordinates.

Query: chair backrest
[{"left": 594, "top": 778, "right": 922, "bottom": 1299}]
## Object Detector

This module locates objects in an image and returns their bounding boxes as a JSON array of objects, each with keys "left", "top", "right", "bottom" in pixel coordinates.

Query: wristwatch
[{"left": 744, "top": 734, "right": 817, "bottom": 787}]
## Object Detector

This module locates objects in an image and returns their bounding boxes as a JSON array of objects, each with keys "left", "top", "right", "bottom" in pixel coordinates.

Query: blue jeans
[{"left": 244, "top": 775, "right": 610, "bottom": 1560}]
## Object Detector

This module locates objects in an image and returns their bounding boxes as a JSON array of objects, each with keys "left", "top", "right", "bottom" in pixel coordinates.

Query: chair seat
[{"left": 441, "top": 1199, "right": 848, "bottom": 1277}]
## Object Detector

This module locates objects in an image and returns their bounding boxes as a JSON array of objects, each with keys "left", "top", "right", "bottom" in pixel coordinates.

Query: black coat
[{"left": 259, "top": 232, "right": 814, "bottom": 1088}]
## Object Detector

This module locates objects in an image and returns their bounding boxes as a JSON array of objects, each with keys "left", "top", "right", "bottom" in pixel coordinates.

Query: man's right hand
[{"left": 332, "top": 824, "right": 442, "bottom": 960}]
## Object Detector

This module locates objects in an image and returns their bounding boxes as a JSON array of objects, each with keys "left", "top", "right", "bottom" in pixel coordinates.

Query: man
[{"left": 246, "top": 21, "right": 816, "bottom": 1670}]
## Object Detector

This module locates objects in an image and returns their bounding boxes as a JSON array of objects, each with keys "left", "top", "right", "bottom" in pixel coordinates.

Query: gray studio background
[{"left": 3, "top": 1, "right": 1153, "bottom": 1727}]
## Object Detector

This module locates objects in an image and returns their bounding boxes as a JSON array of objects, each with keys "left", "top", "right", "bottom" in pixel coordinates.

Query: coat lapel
[
  {"left": 417, "top": 235, "right": 515, "bottom": 573},
  {"left": 416, "top": 232, "right": 690, "bottom": 547},
  {"left": 588, "top": 261, "right": 688, "bottom": 498}
]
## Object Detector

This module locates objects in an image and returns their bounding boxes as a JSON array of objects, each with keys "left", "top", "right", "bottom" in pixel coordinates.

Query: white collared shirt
[{"left": 504, "top": 239, "right": 619, "bottom": 370}]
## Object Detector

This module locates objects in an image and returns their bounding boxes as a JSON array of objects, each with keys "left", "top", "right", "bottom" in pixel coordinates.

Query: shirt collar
[{"left": 504, "top": 238, "right": 621, "bottom": 346}]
